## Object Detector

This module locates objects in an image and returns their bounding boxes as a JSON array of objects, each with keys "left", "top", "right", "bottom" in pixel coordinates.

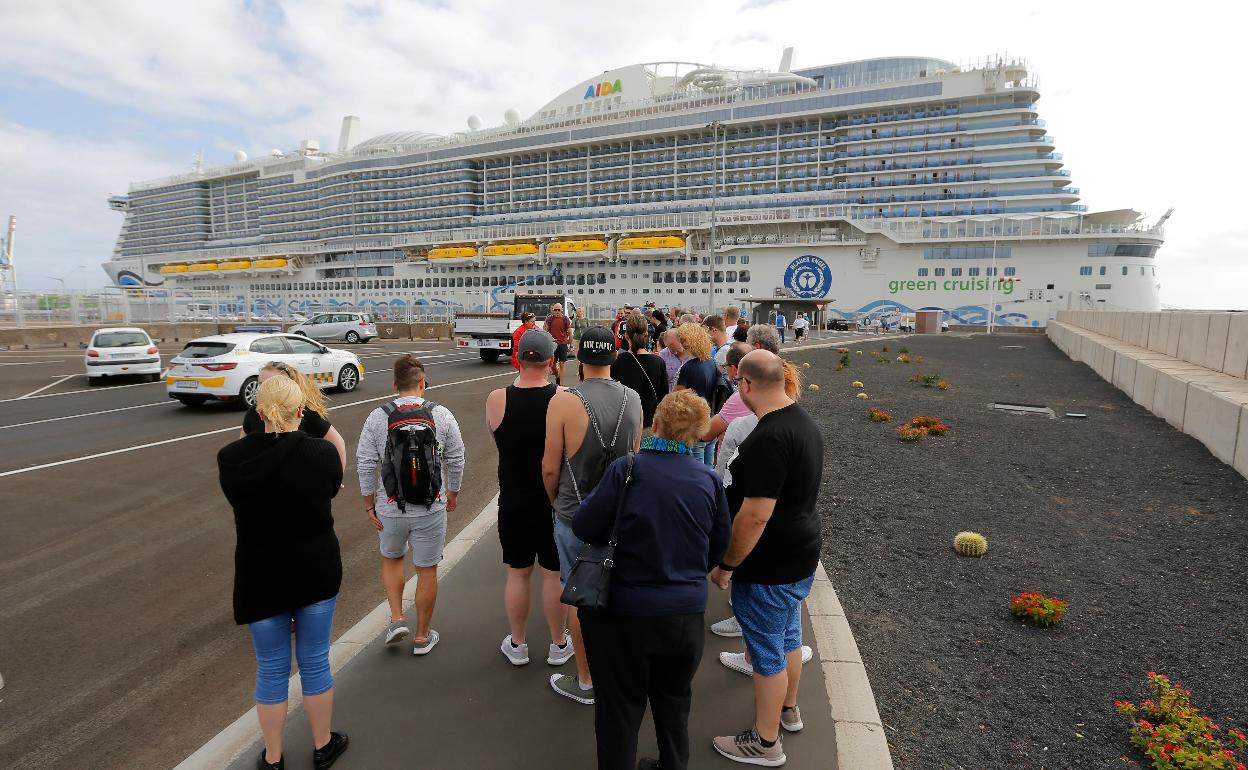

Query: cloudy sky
[{"left": 1, "top": 0, "right": 1243, "bottom": 307}]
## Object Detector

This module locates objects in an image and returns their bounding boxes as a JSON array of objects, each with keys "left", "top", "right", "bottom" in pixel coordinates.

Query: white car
[
  {"left": 287, "top": 312, "right": 378, "bottom": 343},
  {"left": 85, "top": 327, "right": 163, "bottom": 384},
  {"left": 165, "top": 333, "right": 363, "bottom": 408}
]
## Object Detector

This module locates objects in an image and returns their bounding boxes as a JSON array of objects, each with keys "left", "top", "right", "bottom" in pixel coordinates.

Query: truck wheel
[{"left": 480, "top": 350, "right": 502, "bottom": 363}]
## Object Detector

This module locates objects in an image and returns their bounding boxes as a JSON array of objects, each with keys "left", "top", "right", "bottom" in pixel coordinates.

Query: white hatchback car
[
  {"left": 85, "top": 327, "right": 163, "bottom": 384},
  {"left": 165, "top": 333, "right": 364, "bottom": 408},
  {"left": 287, "top": 312, "right": 378, "bottom": 344}
]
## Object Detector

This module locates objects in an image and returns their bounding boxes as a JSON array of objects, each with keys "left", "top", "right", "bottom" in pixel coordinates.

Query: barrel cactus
[
  {"left": 855, "top": 392, "right": 869, "bottom": 400},
  {"left": 953, "top": 531, "right": 989, "bottom": 557}
]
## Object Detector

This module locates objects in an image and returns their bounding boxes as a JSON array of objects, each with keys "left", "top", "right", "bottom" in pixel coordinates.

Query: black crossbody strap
[{"left": 606, "top": 455, "right": 634, "bottom": 547}]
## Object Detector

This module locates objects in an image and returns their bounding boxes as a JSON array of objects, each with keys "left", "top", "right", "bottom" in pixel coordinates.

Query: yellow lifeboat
[
  {"left": 546, "top": 239, "right": 608, "bottom": 253},
  {"left": 218, "top": 260, "right": 252, "bottom": 271},
  {"left": 429, "top": 246, "right": 478, "bottom": 259},
  {"left": 187, "top": 262, "right": 219, "bottom": 273},
  {"left": 253, "top": 258, "right": 289, "bottom": 269},
  {"left": 159, "top": 264, "right": 189, "bottom": 274},
  {"left": 483, "top": 243, "right": 539, "bottom": 257},
  {"left": 617, "top": 236, "right": 686, "bottom": 250}
]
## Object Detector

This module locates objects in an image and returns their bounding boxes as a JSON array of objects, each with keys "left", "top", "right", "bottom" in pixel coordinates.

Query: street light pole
[{"left": 706, "top": 121, "right": 723, "bottom": 314}]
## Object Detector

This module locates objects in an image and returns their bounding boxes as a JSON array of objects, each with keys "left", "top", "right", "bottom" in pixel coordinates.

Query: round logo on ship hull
[{"left": 783, "top": 255, "right": 832, "bottom": 299}]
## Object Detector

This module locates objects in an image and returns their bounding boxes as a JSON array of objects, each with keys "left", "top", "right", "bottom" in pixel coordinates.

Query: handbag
[{"left": 560, "top": 455, "right": 634, "bottom": 611}]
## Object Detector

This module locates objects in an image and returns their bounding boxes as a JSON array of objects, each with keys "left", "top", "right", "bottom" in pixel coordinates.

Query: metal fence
[{"left": 0, "top": 289, "right": 457, "bottom": 327}]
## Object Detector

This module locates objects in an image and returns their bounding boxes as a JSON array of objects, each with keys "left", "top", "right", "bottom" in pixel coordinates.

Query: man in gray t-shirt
[
  {"left": 358, "top": 355, "right": 465, "bottom": 656},
  {"left": 541, "top": 325, "right": 642, "bottom": 705}
]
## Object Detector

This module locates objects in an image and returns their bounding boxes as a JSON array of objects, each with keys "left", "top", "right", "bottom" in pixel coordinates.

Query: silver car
[{"left": 289, "top": 312, "right": 377, "bottom": 343}]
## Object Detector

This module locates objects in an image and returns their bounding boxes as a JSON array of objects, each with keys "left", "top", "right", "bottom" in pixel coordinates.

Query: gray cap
[{"left": 517, "top": 328, "right": 556, "bottom": 363}]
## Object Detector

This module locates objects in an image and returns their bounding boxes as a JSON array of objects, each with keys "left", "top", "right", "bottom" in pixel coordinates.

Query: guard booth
[
  {"left": 916, "top": 309, "right": 942, "bottom": 334},
  {"left": 741, "top": 297, "right": 833, "bottom": 331}
]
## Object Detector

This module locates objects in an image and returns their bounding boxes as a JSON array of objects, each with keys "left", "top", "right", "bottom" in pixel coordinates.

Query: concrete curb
[
  {"left": 807, "top": 563, "right": 894, "bottom": 769},
  {"left": 174, "top": 495, "right": 501, "bottom": 770}
]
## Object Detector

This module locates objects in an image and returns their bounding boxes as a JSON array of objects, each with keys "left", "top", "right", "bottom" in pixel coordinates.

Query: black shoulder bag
[{"left": 560, "top": 455, "right": 634, "bottom": 611}]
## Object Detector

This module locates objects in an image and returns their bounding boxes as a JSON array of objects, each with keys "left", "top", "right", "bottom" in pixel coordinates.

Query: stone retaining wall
[{"left": 1049, "top": 310, "right": 1248, "bottom": 478}]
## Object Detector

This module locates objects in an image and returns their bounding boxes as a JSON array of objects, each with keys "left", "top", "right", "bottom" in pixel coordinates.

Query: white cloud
[
  {"left": 0, "top": 0, "right": 1244, "bottom": 305},
  {"left": 0, "top": 121, "right": 175, "bottom": 291}
]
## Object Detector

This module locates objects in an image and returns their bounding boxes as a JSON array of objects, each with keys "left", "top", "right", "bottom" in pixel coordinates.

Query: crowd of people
[{"left": 217, "top": 303, "right": 825, "bottom": 770}]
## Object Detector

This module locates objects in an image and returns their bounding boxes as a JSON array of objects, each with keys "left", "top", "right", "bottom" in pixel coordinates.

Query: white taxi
[{"left": 165, "top": 333, "right": 363, "bottom": 408}]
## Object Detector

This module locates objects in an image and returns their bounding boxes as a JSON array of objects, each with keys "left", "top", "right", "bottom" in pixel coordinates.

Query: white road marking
[
  {"left": 0, "top": 359, "right": 76, "bottom": 366},
  {"left": 0, "top": 400, "right": 172, "bottom": 430},
  {"left": 0, "top": 371, "right": 515, "bottom": 477},
  {"left": 15, "top": 374, "right": 79, "bottom": 399},
  {"left": 0, "top": 378, "right": 159, "bottom": 403}
]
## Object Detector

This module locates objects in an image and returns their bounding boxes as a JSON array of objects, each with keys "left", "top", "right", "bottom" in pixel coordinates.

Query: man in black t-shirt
[{"left": 709, "top": 350, "right": 824, "bottom": 766}]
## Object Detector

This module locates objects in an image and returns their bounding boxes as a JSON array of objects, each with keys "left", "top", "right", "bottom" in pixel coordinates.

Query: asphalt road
[{"left": 0, "top": 340, "right": 514, "bottom": 769}]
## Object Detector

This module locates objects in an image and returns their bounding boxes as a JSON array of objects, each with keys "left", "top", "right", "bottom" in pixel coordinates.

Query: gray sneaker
[
  {"left": 385, "top": 620, "right": 409, "bottom": 645},
  {"left": 711, "top": 615, "right": 742, "bottom": 638},
  {"left": 719, "top": 646, "right": 814, "bottom": 676},
  {"left": 412, "top": 629, "right": 440, "bottom": 656},
  {"left": 712, "top": 728, "right": 785, "bottom": 766},
  {"left": 501, "top": 634, "right": 529, "bottom": 666},
  {"left": 547, "top": 631, "right": 574, "bottom": 666},
  {"left": 780, "top": 705, "right": 804, "bottom": 733},
  {"left": 549, "top": 673, "right": 594, "bottom": 704}
]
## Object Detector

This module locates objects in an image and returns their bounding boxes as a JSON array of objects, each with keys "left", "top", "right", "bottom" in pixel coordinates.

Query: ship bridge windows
[
  {"left": 934, "top": 268, "right": 945, "bottom": 276},
  {"left": 1079, "top": 266, "right": 1093, "bottom": 276},
  {"left": 917, "top": 268, "right": 929, "bottom": 277},
  {"left": 950, "top": 268, "right": 962, "bottom": 277},
  {"left": 1099, "top": 266, "right": 1107, "bottom": 276}
]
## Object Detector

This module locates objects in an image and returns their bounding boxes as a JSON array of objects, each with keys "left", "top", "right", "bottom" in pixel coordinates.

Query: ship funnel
[
  {"left": 337, "top": 115, "right": 361, "bottom": 153},
  {"left": 778, "top": 46, "right": 794, "bottom": 72}
]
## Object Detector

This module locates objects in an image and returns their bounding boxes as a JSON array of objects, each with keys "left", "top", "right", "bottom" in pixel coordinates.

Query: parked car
[
  {"left": 165, "top": 333, "right": 363, "bottom": 408},
  {"left": 287, "top": 312, "right": 377, "bottom": 343},
  {"left": 85, "top": 327, "right": 163, "bottom": 384}
]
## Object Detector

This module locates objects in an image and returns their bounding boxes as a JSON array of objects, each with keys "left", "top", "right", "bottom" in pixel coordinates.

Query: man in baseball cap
[
  {"left": 577, "top": 325, "right": 618, "bottom": 367},
  {"left": 517, "top": 327, "right": 557, "bottom": 365}
]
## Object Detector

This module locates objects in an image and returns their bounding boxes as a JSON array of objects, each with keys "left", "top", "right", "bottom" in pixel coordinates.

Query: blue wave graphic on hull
[{"left": 822, "top": 299, "right": 1036, "bottom": 327}]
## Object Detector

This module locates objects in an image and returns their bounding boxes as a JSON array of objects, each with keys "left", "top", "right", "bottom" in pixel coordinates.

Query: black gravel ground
[{"left": 792, "top": 334, "right": 1248, "bottom": 770}]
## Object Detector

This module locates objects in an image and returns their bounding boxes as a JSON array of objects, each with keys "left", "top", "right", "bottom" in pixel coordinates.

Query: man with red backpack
[{"left": 357, "top": 355, "right": 466, "bottom": 657}]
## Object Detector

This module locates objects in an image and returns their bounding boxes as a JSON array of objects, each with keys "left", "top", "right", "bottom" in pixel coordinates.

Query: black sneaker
[
  {"left": 312, "top": 732, "right": 349, "bottom": 770},
  {"left": 637, "top": 759, "right": 662, "bottom": 770},
  {"left": 256, "top": 749, "right": 284, "bottom": 769}
]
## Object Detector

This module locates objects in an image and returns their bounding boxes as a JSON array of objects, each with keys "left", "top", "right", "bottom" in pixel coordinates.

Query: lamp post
[{"left": 706, "top": 120, "right": 724, "bottom": 314}]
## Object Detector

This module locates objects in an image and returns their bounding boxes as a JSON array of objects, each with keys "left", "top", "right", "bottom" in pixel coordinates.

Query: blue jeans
[
  {"left": 247, "top": 596, "right": 337, "bottom": 704},
  {"left": 689, "top": 439, "right": 717, "bottom": 467}
]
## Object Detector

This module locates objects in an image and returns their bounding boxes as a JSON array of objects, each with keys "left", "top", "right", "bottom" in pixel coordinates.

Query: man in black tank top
[{"left": 486, "top": 330, "right": 575, "bottom": 669}]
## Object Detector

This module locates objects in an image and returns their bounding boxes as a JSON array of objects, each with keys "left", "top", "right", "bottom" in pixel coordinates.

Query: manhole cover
[{"left": 991, "top": 402, "right": 1055, "bottom": 418}]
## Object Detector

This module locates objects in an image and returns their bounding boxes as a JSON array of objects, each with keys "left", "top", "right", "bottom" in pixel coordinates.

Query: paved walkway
[{"left": 225, "top": 521, "right": 837, "bottom": 770}]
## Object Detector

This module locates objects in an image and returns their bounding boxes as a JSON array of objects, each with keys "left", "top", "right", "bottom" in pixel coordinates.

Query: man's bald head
[{"left": 738, "top": 349, "right": 785, "bottom": 389}]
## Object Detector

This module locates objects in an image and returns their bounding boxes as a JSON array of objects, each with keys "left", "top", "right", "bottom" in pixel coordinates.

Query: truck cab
[{"left": 454, "top": 293, "right": 577, "bottom": 362}]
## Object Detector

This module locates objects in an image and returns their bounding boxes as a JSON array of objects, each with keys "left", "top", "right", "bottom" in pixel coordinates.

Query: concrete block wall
[{"left": 1049, "top": 311, "right": 1248, "bottom": 480}]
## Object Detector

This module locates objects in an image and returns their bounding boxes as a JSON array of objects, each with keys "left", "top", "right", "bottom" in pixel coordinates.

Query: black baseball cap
[{"left": 577, "top": 325, "right": 617, "bottom": 365}]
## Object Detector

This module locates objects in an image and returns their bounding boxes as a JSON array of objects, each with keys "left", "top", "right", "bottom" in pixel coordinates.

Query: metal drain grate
[{"left": 991, "top": 402, "right": 1056, "bottom": 418}]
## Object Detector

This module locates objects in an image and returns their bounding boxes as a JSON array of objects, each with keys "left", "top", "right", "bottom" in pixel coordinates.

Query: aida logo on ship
[{"left": 584, "top": 80, "right": 623, "bottom": 99}]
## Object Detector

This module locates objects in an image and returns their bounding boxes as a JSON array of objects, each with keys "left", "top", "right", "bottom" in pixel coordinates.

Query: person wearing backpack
[
  {"left": 357, "top": 355, "right": 466, "bottom": 657},
  {"left": 541, "top": 325, "right": 642, "bottom": 705}
]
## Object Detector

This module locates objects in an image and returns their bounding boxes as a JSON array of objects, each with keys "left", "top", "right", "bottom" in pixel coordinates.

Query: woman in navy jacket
[{"left": 572, "top": 390, "right": 732, "bottom": 770}]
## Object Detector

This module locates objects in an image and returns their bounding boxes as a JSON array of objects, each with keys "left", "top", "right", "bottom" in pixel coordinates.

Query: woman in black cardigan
[{"left": 218, "top": 375, "right": 349, "bottom": 770}]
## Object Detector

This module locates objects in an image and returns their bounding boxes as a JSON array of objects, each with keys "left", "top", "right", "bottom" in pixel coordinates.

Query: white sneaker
[
  {"left": 412, "top": 629, "right": 440, "bottom": 656},
  {"left": 711, "top": 616, "right": 742, "bottom": 638},
  {"left": 546, "top": 631, "right": 574, "bottom": 666},
  {"left": 719, "top": 645, "right": 814, "bottom": 676},
  {"left": 501, "top": 634, "right": 529, "bottom": 666}
]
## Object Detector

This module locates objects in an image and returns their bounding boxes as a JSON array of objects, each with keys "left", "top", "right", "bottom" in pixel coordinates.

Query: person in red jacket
[{"left": 512, "top": 312, "right": 538, "bottom": 370}]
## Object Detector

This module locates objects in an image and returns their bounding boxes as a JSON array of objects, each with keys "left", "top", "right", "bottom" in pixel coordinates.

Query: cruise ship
[{"left": 102, "top": 53, "right": 1166, "bottom": 327}]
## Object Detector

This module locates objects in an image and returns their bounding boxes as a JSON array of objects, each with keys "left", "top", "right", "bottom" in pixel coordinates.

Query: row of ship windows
[
  {"left": 917, "top": 267, "right": 1017, "bottom": 277},
  {"left": 127, "top": 163, "right": 1062, "bottom": 236},
  {"left": 1079, "top": 266, "right": 1157, "bottom": 276},
  {"left": 248, "top": 270, "right": 753, "bottom": 293}
]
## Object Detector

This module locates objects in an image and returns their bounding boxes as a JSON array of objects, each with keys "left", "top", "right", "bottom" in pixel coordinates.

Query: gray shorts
[
  {"left": 378, "top": 513, "right": 447, "bottom": 567},
  {"left": 552, "top": 516, "right": 586, "bottom": 585}
]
